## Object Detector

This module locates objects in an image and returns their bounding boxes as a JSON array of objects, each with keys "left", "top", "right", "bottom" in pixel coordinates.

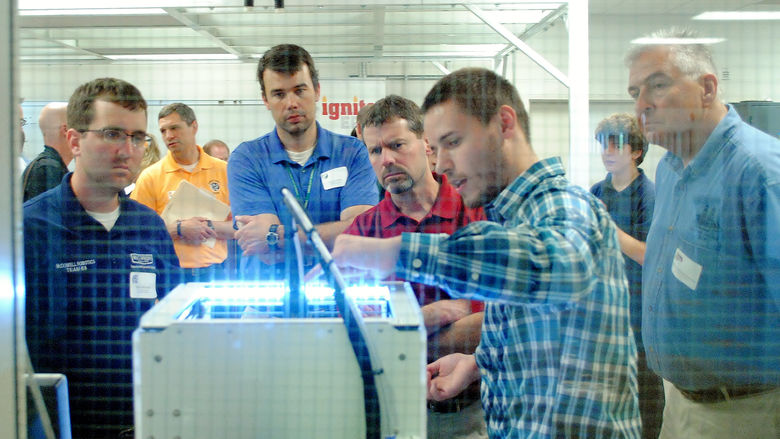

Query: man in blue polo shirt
[
  {"left": 228, "top": 44, "right": 378, "bottom": 278},
  {"left": 627, "top": 28, "right": 780, "bottom": 439},
  {"left": 24, "top": 78, "right": 181, "bottom": 439}
]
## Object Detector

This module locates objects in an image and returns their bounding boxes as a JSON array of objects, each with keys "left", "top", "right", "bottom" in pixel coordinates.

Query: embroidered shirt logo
[
  {"left": 209, "top": 180, "right": 221, "bottom": 192},
  {"left": 55, "top": 259, "right": 96, "bottom": 273},
  {"left": 131, "top": 253, "right": 154, "bottom": 265}
]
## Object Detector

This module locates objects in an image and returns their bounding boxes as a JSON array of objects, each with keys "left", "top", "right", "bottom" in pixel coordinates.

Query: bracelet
[
  {"left": 206, "top": 220, "right": 214, "bottom": 230},
  {"left": 176, "top": 219, "right": 182, "bottom": 237}
]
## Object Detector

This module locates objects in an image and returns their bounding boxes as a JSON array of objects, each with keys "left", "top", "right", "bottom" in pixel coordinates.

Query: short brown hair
[
  {"left": 67, "top": 78, "right": 147, "bottom": 131},
  {"left": 361, "top": 96, "right": 423, "bottom": 138},
  {"left": 421, "top": 68, "right": 530, "bottom": 143},
  {"left": 256, "top": 44, "right": 319, "bottom": 98},
  {"left": 595, "top": 113, "right": 648, "bottom": 166}
]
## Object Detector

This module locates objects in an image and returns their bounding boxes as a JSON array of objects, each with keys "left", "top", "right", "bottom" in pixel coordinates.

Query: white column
[
  {"left": 0, "top": 0, "right": 24, "bottom": 437},
  {"left": 567, "top": 0, "right": 590, "bottom": 187}
]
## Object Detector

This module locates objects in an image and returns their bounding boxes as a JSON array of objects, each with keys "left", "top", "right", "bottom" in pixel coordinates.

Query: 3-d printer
[{"left": 133, "top": 189, "right": 427, "bottom": 439}]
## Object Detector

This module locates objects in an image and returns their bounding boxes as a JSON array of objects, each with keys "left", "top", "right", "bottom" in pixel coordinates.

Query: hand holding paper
[{"left": 161, "top": 180, "right": 231, "bottom": 248}]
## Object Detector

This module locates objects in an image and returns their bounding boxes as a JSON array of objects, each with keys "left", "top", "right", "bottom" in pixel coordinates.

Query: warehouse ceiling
[{"left": 17, "top": 0, "right": 779, "bottom": 65}]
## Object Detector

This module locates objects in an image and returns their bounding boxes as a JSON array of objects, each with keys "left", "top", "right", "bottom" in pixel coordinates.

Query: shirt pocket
[{"left": 691, "top": 195, "right": 721, "bottom": 249}]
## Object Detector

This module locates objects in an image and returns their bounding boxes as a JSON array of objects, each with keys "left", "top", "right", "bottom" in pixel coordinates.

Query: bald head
[
  {"left": 38, "top": 102, "right": 72, "bottom": 164},
  {"left": 203, "top": 139, "right": 230, "bottom": 161},
  {"left": 39, "top": 102, "right": 67, "bottom": 138}
]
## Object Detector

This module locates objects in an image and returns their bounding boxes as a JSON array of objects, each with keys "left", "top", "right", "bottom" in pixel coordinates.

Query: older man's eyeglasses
[{"left": 79, "top": 128, "right": 152, "bottom": 148}]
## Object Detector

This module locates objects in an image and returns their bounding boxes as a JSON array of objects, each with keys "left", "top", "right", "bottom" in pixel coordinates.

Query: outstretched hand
[
  {"left": 426, "top": 353, "right": 480, "bottom": 401},
  {"left": 305, "top": 234, "right": 402, "bottom": 281}
]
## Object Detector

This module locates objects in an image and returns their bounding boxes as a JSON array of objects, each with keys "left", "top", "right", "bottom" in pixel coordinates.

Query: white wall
[
  {"left": 20, "top": 65, "right": 386, "bottom": 160},
  {"left": 504, "top": 13, "right": 779, "bottom": 187},
  {"left": 19, "top": 12, "right": 779, "bottom": 188}
]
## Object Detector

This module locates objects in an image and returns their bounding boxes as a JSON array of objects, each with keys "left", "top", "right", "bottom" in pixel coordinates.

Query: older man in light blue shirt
[{"left": 628, "top": 28, "right": 780, "bottom": 439}]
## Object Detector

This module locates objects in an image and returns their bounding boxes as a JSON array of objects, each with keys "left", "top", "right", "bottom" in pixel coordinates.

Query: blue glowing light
[{"left": 184, "top": 283, "right": 393, "bottom": 320}]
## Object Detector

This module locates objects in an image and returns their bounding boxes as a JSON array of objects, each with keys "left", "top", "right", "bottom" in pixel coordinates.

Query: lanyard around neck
[{"left": 283, "top": 160, "right": 319, "bottom": 211}]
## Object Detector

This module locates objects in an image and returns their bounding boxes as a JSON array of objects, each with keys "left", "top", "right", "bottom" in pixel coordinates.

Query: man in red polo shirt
[{"left": 343, "top": 95, "right": 486, "bottom": 438}]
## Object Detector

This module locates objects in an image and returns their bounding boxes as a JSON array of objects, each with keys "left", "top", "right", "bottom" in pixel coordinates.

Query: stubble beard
[
  {"left": 281, "top": 116, "right": 314, "bottom": 138},
  {"left": 385, "top": 174, "right": 414, "bottom": 195}
]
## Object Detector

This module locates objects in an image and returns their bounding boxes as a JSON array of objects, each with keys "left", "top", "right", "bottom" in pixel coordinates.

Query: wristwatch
[{"left": 266, "top": 224, "right": 281, "bottom": 249}]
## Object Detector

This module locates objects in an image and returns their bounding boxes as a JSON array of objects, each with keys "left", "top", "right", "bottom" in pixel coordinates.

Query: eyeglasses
[{"left": 79, "top": 128, "right": 152, "bottom": 148}]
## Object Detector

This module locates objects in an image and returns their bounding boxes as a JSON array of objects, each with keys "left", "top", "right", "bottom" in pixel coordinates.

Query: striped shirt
[{"left": 397, "top": 158, "right": 640, "bottom": 438}]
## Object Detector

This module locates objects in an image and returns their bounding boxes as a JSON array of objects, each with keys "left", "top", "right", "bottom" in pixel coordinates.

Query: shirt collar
[
  {"left": 429, "top": 173, "right": 460, "bottom": 220},
  {"left": 42, "top": 145, "right": 67, "bottom": 167},
  {"left": 60, "top": 172, "right": 128, "bottom": 230},
  {"left": 269, "top": 122, "right": 331, "bottom": 166},
  {"left": 163, "top": 145, "right": 211, "bottom": 172},
  {"left": 603, "top": 168, "right": 647, "bottom": 193},
  {"left": 377, "top": 172, "right": 459, "bottom": 229},
  {"left": 683, "top": 104, "right": 741, "bottom": 177},
  {"left": 485, "top": 157, "right": 565, "bottom": 223}
]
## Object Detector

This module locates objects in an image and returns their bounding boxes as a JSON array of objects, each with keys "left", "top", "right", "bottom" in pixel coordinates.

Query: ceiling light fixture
[
  {"left": 106, "top": 54, "right": 239, "bottom": 61},
  {"left": 693, "top": 11, "right": 780, "bottom": 20},
  {"left": 630, "top": 37, "right": 726, "bottom": 45},
  {"left": 19, "top": 8, "right": 167, "bottom": 16}
]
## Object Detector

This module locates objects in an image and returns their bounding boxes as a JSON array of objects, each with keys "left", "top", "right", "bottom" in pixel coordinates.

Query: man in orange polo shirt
[{"left": 132, "top": 103, "right": 235, "bottom": 281}]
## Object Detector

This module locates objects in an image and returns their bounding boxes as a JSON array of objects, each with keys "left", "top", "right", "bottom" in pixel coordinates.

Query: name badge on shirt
[
  {"left": 320, "top": 166, "right": 348, "bottom": 190},
  {"left": 671, "top": 248, "right": 702, "bottom": 291},
  {"left": 130, "top": 271, "right": 157, "bottom": 299}
]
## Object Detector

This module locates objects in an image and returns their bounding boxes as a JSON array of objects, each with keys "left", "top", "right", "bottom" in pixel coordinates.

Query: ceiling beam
[
  {"left": 464, "top": 3, "right": 569, "bottom": 88},
  {"left": 495, "top": 3, "right": 567, "bottom": 59},
  {"left": 431, "top": 61, "right": 450, "bottom": 75},
  {"left": 163, "top": 7, "right": 243, "bottom": 57},
  {"left": 41, "top": 32, "right": 107, "bottom": 59}
]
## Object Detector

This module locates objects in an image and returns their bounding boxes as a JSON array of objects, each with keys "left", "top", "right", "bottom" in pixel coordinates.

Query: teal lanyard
[{"left": 283, "top": 160, "right": 319, "bottom": 211}]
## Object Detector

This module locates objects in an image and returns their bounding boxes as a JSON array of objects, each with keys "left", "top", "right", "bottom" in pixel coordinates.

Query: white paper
[
  {"left": 320, "top": 166, "right": 348, "bottom": 190},
  {"left": 130, "top": 271, "right": 157, "bottom": 299},
  {"left": 671, "top": 248, "right": 702, "bottom": 291},
  {"left": 160, "top": 180, "right": 231, "bottom": 224}
]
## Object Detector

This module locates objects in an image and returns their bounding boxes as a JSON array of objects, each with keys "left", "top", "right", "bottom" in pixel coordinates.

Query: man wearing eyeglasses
[
  {"left": 132, "top": 103, "right": 235, "bottom": 281},
  {"left": 23, "top": 77, "right": 182, "bottom": 439}
]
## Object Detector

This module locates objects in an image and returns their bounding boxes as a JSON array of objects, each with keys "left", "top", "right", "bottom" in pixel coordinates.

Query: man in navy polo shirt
[
  {"left": 228, "top": 44, "right": 378, "bottom": 278},
  {"left": 24, "top": 78, "right": 181, "bottom": 439}
]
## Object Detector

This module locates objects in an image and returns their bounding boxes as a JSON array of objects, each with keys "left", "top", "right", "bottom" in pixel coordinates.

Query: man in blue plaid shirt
[{"left": 328, "top": 68, "right": 641, "bottom": 438}]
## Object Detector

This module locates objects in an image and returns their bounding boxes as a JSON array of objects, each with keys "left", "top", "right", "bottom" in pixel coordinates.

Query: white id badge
[
  {"left": 320, "top": 166, "right": 348, "bottom": 190},
  {"left": 671, "top": 248, "right": 702, "bottom": 291},
  {"left": 130, "top": 271, "right": 157, "bottom": 299}
]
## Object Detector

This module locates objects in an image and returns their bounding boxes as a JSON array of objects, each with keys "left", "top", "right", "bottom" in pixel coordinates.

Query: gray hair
[{"left": 625, "top": 27, "right": 718, "bottom": 80}]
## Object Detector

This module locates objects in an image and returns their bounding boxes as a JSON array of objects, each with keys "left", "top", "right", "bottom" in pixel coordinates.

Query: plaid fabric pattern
[
  {"left": 398, "top": 158, "right": 641, "bottom": 438},
  {"left": 344, "top": 173, "right": 485, "bottom": 307}
]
